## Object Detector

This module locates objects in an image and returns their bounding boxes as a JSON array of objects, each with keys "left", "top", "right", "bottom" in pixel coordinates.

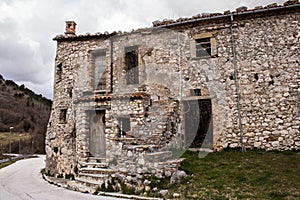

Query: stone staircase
[
  {"left": 69, "top": 99, "right": 181, "bottom": 193},
  {"left": 73, "top": 157, "right": 114, "bottom": 190}
]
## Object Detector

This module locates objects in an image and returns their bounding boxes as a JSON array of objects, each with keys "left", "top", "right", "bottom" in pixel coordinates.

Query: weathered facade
[{"left": 45, "top": 0, "right": 300, "bottom": 193}]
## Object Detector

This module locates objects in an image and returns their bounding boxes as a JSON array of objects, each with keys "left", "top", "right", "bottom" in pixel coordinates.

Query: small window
[
  {"left": 56, "top": 63, "right": 62, "bottom": 82},
  {"left": 59, "top": 109, "right": 67, "bottom": 123},
  {"left": 125, "top": 46, "right": 139, "bottom": 85},
  {"left": 196, "top": 37, "right": 211, "bottom": 57},
  {"left": 117, "top": 117, "right": 130, "bottom": 137},
  {"left": 190, "top": 89, "right": 201, "bottom": 96}
]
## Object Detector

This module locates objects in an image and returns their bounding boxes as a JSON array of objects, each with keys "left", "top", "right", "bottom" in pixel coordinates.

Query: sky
[{"left": 0, "top": 0, "right": 286, "bottom": 99}]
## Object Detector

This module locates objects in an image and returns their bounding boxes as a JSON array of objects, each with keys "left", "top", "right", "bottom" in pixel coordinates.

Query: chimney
[{"left": 65, "top": 21, "right": 76, "bottom": 35}]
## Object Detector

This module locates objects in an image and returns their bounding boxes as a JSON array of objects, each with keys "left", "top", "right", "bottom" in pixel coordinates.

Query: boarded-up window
[
  {"left": 93, "top": 50, "right": 106, "bottom": 90},
  {"left": 125, "top": 46, "right": 139, "bottom": 85},
  {"left": 196, "top": 38, "right": 211, "bottom": 57}
]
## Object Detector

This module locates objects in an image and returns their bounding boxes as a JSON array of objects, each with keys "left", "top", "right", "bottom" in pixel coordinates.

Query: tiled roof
[
  {"left": 152, "top": 0, "right": 299, "bottom": 27},
  {"left": 53, "top": 31, "right": 116, "bottom": 41},
  {"left": 54, "top": 0, "right": 299, "bottom": 41}
]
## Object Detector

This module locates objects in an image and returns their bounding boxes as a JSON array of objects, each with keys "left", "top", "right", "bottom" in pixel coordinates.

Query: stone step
[
  {"left": 79, "top": 167, "right": 116, "bottom": 174},
  {"left": 78, "top": 172, "right": 108, "bottom": 179},
  {"left": 82, "top": 162, "right": 109, "bottom": 168},
  {"left": 88, "top": 157, "right": 106, "bottom": 163},
  {"left": 75, "top": 177, "right": 103, "bottom": 187}
]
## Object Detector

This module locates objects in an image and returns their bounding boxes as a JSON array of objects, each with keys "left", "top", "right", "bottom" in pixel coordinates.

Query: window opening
[
  {"left": 117, "top": 117, "right": 130, "bottom": 137},
  {"left": 125, "top": 46, "right": 139, "bottom": 84},
  {"left": 56, "top": 63, "right": 62, "bottom": 82},
  {"left": 190, "top": 89, "right": 201, "bottom": 96},
  {"left": 196, "top": 37, "right": 211, "bottom": 57},
  {"left": 59, "top": 109, "right": 67, "bottom": 123}
]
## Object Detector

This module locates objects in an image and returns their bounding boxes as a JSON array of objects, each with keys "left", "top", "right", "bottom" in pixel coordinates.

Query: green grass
[
  {"left": 0, "top": 132, "right": 31, "bottom": 146},
  {"left": 170, "top": 150, "right": 300, "bottom": 199},
  {"left": 0, "top": 160, "right": 15, "bottom": 169}
]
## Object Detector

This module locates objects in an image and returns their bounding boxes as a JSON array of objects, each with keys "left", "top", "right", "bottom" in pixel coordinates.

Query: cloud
[{"left": 0, "top": 0, "right": 286, "bottom": 99}]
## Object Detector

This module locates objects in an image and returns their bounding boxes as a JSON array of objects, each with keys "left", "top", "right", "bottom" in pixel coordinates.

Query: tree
[
  {"left": 23, "top": 120, "right": 31, "bottom": 132},
  {"left": 20, "top": 84, "right": 25, "bottom": 91}
]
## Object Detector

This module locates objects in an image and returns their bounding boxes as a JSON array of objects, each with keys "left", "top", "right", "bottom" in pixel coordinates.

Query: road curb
[
  {"left": 42, "top": 174, "right": 162, "bottom": 200},
  {"left": 42, "top": 173, "right": 68, "bottom": 188}
]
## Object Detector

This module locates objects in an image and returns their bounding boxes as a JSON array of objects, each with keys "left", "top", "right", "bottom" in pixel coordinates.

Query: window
[
  {"left": 59, "top": 109, "right": 67, "bottom": 123},
  {"left": 191, "top": 32, "right": 216, "bottom": 59},
  {"left": 56, "top": 63, "right": 62, "bottom": 83},
  {"left": 117, "top": 117, "right": 130, "bottom": 137},
  {"left": 125, "top": 46, "right": 139, "bottom": 85},
  {"left": 196, "top": 37, "right": 211, "bottom": 57},
  {"left": 93, "top": 50, "right": 106, "bottom": 90}
]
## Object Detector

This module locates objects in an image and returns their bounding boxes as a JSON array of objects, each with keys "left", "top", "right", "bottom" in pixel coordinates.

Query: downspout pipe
[
  {"left": 177, "top": 32, "right": 183, "bottom": 148},
  {"left": 230, "top": 14, "right": 245, "bottom": 151},
  {"left": 110, "top": 37, "right": 113, "bottom": 93}
]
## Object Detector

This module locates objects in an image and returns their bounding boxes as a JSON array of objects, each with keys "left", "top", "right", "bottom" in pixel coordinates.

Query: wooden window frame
[{"left": 191, "top": 32, "right": 217, "bottom": 59}]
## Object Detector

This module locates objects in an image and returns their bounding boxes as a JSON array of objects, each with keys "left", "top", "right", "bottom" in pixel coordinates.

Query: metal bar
[
  {"left": 110, "top": 38, "right": 114, "bottom": 93},
  {"left": 177, "top": 32, "right": 183, "bottom": 148}
]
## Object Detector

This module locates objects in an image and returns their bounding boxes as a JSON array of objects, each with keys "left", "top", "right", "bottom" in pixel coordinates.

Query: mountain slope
[{"left": 0, "top": 74, "right": 52, "bottom": 154}]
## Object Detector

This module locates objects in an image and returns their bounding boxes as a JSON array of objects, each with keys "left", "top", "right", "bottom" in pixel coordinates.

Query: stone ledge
[
  {"left": 122, "top": 144, "right": 161, "bottom": 151},
  {"left": 67, "top": 181, "right": 96, "bottom": 193},
  {"left": 158, "top": 158, "right": 185, "bottom": 165},
  {"left": 96, "top": 192, "right": 162, "bottom": 200},
  {"left": 42, "top": 173, "right": 68, "bottom": 189}
]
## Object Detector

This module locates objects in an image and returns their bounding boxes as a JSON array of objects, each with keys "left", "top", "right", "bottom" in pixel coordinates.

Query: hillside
[{"left": 0, "top": 74, "right": 52, "bottom": 154}]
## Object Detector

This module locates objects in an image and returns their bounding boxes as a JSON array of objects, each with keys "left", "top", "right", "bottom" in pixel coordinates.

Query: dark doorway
[{"left": 184, "top": 99, "right": 212, "bottom": 148}]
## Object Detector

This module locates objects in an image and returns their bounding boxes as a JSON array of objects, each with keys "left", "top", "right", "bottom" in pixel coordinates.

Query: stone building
[{"left": 45, "top": 0, "right": 299, "bottom": 192}]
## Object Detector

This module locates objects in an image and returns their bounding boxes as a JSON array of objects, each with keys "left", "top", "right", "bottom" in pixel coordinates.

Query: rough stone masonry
[{"left": 45, "top": 0, "right": 299, "bottom": 193}]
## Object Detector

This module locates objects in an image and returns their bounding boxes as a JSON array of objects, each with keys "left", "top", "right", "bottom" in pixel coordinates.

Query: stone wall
[
  {"left": 45, "top": 37, "right": 111, "bottom": 175},
  {"left": 162, "top": 3, "right": 300, "bottom": 151},
  {"left": 46, "top": 2, "right": 300, "bottom": 182},
  {"left": 181, "top": 11, "right": 300, "bottom": 150}
]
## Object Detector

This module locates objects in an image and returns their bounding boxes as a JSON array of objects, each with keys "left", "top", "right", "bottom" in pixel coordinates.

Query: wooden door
[{"left": 89, "top": 110, "right": 106, "bottom": 158}]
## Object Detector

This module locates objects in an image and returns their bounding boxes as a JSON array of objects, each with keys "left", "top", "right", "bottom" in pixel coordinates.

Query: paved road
[{"left": 0, "top": 155, "right": 124, "bottom": 200}]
